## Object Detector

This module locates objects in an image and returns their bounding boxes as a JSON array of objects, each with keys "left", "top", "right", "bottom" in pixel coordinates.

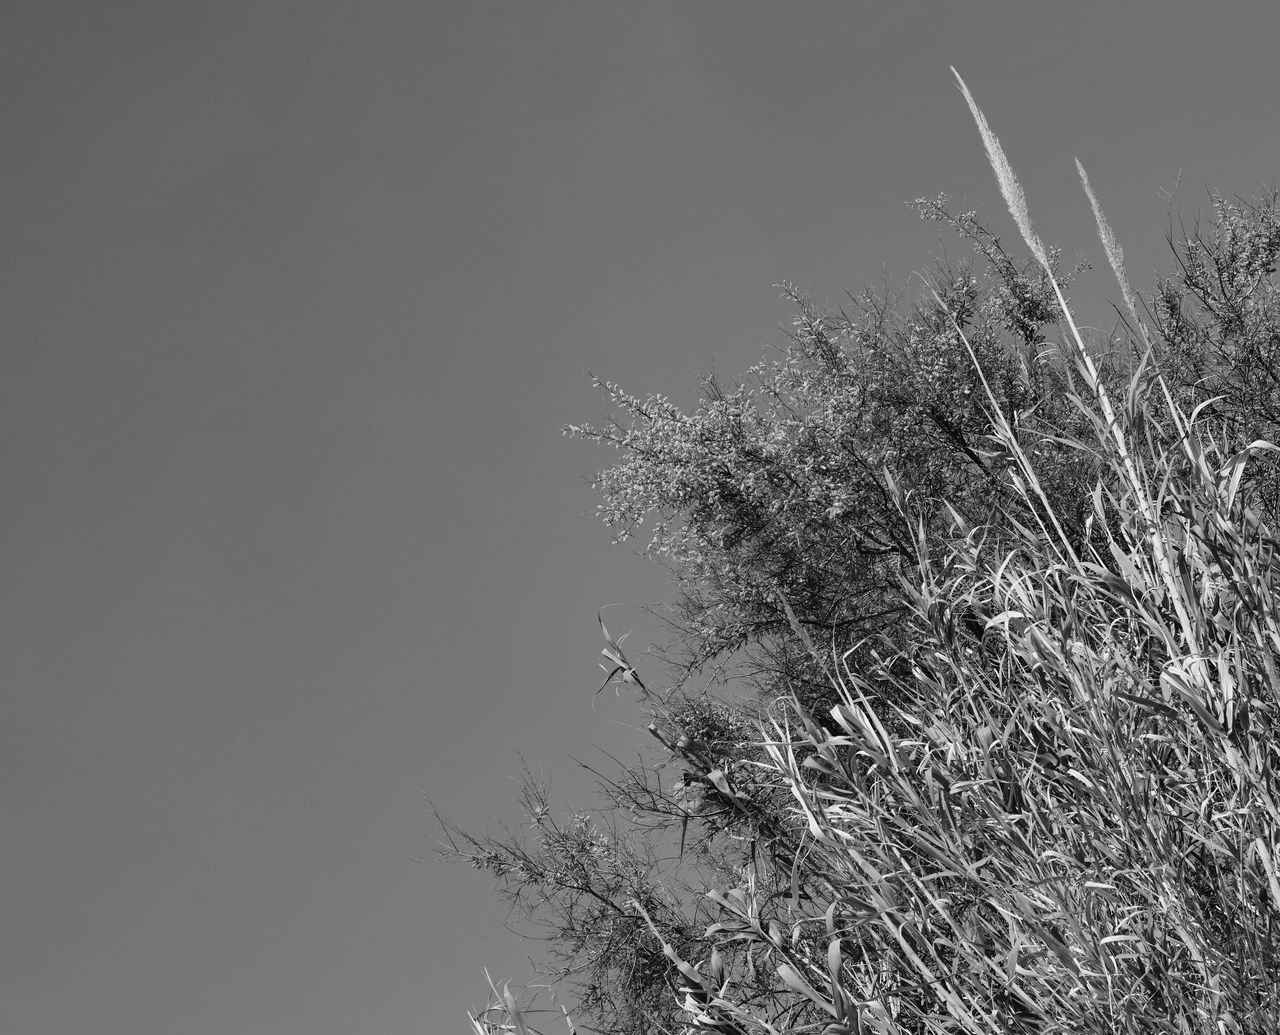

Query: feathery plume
[
  {"left": 951, "top": 67, "right": 1049, "bottom": 269},
  {"left": 1077, "top": 158, "right": 1149, "bottom": 345}
]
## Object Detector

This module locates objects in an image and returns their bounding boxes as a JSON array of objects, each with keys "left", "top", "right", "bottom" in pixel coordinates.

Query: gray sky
[{"left": 2, "top": 3, "right": 1277, "bottom": 1033}]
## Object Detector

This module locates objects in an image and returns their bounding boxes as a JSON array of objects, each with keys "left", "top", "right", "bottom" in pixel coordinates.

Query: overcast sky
[{"left": 3, "top": 3, "right": 1278, "bottom": 1033}]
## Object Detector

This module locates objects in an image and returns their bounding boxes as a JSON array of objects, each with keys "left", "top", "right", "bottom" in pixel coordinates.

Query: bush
[{"left": 453, "top": 72, "right": 1280, "bottom": 1034}]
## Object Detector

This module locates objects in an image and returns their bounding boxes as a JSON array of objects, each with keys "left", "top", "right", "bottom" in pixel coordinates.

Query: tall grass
[{"left": 470, "top": 75, "right": 1280, "bottom": 1033}]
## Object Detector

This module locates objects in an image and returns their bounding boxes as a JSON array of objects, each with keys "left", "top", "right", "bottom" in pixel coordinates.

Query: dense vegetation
[{"left": 446, "top": 73, "right": 1280, "bottom": 1034}]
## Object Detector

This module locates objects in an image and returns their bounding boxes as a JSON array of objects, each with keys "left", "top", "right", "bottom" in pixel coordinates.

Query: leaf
[
  {"left": 595, "top": 665, "right": 623, "bottom": 697},
  {"left": 597, "top": 611, "right": 621, "bottom": 654},
  {"left": 777, "top": 964, "right": 838, "bottom": 1018},
  {"left": 827, "top": 937, "right": 845, "bottom": 1008},
  {"left": 1221, "top": 440, "right": 1280, "bottom": 511},
  {"left": 706, "top": 769, "right": 738, "bottom": 803},
  {"left": 1253, "top": 839, "right": 1280, "bottom": 912}
]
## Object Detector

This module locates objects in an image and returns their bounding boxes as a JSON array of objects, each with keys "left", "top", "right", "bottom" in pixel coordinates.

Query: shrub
[{"left": 455, "top": 72, "right": 1280, "bottom": 1033}]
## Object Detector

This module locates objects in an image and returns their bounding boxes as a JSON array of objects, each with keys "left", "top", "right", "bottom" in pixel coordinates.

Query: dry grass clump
[{"left": 470, "top": 75, "right": 1280, "bottom": 1033}]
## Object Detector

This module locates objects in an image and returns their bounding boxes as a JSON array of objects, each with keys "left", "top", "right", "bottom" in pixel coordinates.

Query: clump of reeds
[{"left": 470, "top": 73, "right": 1280, "bottom": 1033}]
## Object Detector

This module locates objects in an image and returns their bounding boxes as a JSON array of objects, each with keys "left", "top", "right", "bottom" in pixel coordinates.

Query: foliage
[
  {"left": 562, "top": 225, "right": 1091, "bottom": 704},
  {"left": 1154, "top": 187, "right": 1280, "bottom": 518},
  {"left": 449, "top": 73, "right": 1280, "bottom": 1034}
]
